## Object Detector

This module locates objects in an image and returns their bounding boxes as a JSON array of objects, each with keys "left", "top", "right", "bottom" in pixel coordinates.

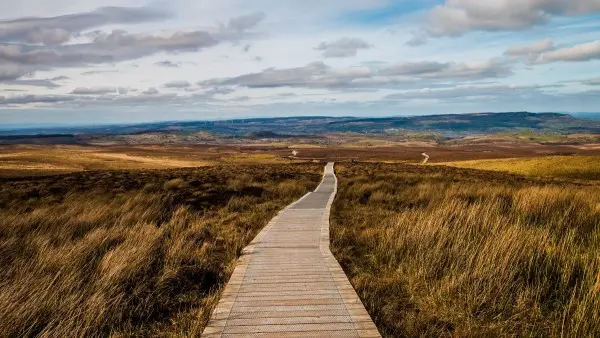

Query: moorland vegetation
[
  {"left": 331, "top": 163, "right": 600, "bottom": 337},
  {"left": 0, "top": 164, "right": 321, "bottom": 337}
]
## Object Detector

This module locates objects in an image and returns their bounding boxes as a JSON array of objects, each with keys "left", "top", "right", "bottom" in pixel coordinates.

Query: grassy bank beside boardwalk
[
  {"left": 0, "top": 164, "right": 322, "bottom": 337},
  {"left": 331, "top": 163, "right": 600, "bottom": 337}
]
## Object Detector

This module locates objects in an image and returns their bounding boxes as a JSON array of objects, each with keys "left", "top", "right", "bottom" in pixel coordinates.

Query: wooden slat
[{"left": 202, "top": 163, "right": 381, "bottom": 337}]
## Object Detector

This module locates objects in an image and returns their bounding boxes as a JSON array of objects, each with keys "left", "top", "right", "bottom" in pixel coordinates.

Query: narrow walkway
[{"left": 202, "top": 163, "right": 380, "bottom": 337}]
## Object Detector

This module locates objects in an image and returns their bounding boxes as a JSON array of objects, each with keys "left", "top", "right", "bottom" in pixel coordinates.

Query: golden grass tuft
[
  {"left": 0, "top": 164, "right": 321, "bottom": 337},
  {"left": 331, "top": 163, "right": 600, "bottom": 337},
  {"left": 163, "top": 178, "right": 189, "bottom": 190}
]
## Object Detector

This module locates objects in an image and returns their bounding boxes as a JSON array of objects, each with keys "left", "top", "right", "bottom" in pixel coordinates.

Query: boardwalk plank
[{"left": 201, "top": 163, "right": 381, "bottom": 337}]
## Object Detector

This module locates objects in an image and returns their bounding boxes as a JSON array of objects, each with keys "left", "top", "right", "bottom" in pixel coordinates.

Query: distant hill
[
  {"left": 325, "top": 112, "right": 596, "bottom": 135},
  {"left": 0, "top": 134, "right": 78, "bottom": 145},
  {"left": 243, "top": 131, "right": 289, "bottom": 139},
  {"left": 572, "top": 113, "right": 600, "bottom": 121},
  {"left": 1, "top": 113, "right": 599, "bottom": 139}
]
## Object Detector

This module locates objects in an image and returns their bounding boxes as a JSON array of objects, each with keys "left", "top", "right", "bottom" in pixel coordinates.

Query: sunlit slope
[{"left": 442, "top": 155, "right": 600, "bottom": 180}]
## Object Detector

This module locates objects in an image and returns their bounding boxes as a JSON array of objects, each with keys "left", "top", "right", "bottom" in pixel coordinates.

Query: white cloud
[
  {"left": 0, "top": 94, "right": 77, "bottom": 104},
  {"left": 164, "top": 80, "right": 191, "bottom": 88},
  {"left": 505, "top": 39, "right": 554, "bottom": 56},
  {"left": 0, "top": 6, "right": 168, "bottom": 45},
  {"left": 155, "top": 60, "right": 180, "bottom": 68},
  {"left": 381, "top": 60, "right": 511, "bottom": 79},
  {"left": 428, "top": 0, "right": 600, "bottom": 36},
  {"left": 0, "top": 9, "right": 265, "bottom": 81},
  {"left": 582, "top": 77, "right": 600, "bottom": 85},
  {"left": 1, "top": 0, "right": 599, "bottom": 120},
  {"left": 315, "top": 37, "right": 372, "bottom": 58},
  {"left": 70, "top": 86, "right": 116, "bottom": 94},
  {"left": 142, "top": 88, "right": 159, "bottom": 95},
  {"left": 224, "top": 12, "right": 266, "bottom": 33},
  {"left": 0, "top": 62, "right": 33, "bottom": 80},
  {"left": 200, "top": 58, "right": 511, "bottom": 89},
  {"left": 405, "top": 33, "right": 428, "bottom": 47},
  {"left": 536, "top": 39, "right": 600, "bottom": 63},
  {"left": 384, "top": 84, "right": 554, "bottom": 101}
]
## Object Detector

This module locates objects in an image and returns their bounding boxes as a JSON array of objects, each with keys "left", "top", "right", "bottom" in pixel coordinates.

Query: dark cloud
[
  {"left": 381, "top": 60, "right": 512, "bottom": 79},
  {"left": 200, "top": 59, "right": 511, "bottom": 89},
  {"left": 70, "top": 86, "right": 116, "bottom": 95},
  {"left": 50, "top": 76, "right": 70, "bottom": 81},
  {"left": 205, "top": 87, "right": 236, "bottom": 96},
  {"left": 0, "top": 61, "right": 33, "bottom": 81},
  {"left": 155, "top": 60, "right": 180, "bottom": 68},
  {"left": 142, "top": 88, "right": 159, "bottom": 95},
  {"left": 201, "top": 61, "right": 333, "bottom": 88},
  {"left": 81, "top": 70, "right": 120, "bottom": 75},
  {"left": 315, "top": 37, "right": 372, "bottom": 58},
  {"left": 379, "top": 61, "right": 448, "bottom": 76},
  {"left": 2, "top": 79, "right": 61, "bottom": 88},
  {"left": 0, "top": 90, "right": 185, "bottom": 107},
  {"left": 184, "top": 87, "right": 201, "bottom": 92},
  {"left": 405, "top": 33, "right": 428, "bottom": 47},
  {"left": 505, "top": 39, "right": 554, "bottom": 56},
  {"left": 0, "top": 6, "right": 169, "bottom": 45},
  {"left": 89, "top": 29, "right": 219, "bottom": 55},
  {"left": 164, "top": 80, "right": 191, "bottom": 88},
  {"left": 0, "top": 12, "right": 265, "bottom": 81},
  {"left": 24, "top": 28, "right": 71, "bottom": 46},
  {"left": 225, "top": 12, "right": 266, "bottom": 32},
  {"left": 0, "top": 94, "right": 76, "bottom": 104},
  {"left": 0, "top": 30, "right": 217, "bottom": 80}
]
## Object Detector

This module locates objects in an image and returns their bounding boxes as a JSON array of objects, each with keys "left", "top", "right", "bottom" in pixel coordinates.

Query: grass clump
[
  {"left": 163, "top": 178, "right": 188, "bottom": 190},
  {"left": 0, "top": 164, "right": 321, "bottom": 337},
  {"left": 331, "top": 163, "right": 600, "bottom": 337}
]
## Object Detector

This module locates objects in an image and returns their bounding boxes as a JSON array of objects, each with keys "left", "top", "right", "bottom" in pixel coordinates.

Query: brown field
[
  {"left": 442, "top": 155, "right": 600, "bottom": 181},
  {"left": 0, "top": 144, "right": 293, "bottom": 177},
  {"left": 0, "top": 164, "right": 322, "bottom": 337},
  {"left": 277, "top": 139, "right": 600, "bottom": 163},
  {"left": 331, "top": 163, "right": 600, "bottom": 337},
  {"left": 3, "top": 139, "right": 600, "bottom": 178},
  {"left": 2, "top": 138, "right": 600, "bottom": 337}
]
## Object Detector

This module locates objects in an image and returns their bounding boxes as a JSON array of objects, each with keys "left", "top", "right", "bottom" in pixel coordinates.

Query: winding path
[{"left": 202, "top": 163, "right": 380, "bottom": 337}]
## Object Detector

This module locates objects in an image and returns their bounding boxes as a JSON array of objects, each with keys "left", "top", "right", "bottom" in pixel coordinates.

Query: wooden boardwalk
[{"left": 202, "top": 163, "right": 381, "bottom": 337}]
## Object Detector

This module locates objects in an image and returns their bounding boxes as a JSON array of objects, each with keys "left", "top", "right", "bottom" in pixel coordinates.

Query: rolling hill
[{"left": 1, "top": 113, "right": 599, "bottom": 142}]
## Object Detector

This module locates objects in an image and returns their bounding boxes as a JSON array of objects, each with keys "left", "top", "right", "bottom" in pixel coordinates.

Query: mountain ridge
[{"left": 1, "top": 112, "right": 599, "bottom": 137}]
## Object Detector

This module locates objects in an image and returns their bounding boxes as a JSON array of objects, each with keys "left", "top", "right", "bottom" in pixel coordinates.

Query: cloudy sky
[{"left": 1, "top": 0, "right": 600, "bottom": 125}]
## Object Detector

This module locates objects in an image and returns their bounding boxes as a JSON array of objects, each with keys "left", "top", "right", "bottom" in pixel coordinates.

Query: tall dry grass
[
  {"left": 0, "top": 164, "right": 321, "bottom": 337},
  {"left": 331, "top": 163, "right": 600, "bottom": 337},
  {"left": 444, "top": 155, "right": 600, "bottom": 181}
]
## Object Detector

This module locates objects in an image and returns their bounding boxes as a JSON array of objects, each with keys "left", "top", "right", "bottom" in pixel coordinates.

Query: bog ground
[
  {"left": 0, "top": 164, "right": 322, "bottom": 337},
  {"left": 2, "top": 139, "right": 600, "bottom": 177},
  {"left": 0, "top": 141, "right": 599, "bottom": 337},
  {"left": 331, "top": 163, "right": 600, "bottom": 337}
]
